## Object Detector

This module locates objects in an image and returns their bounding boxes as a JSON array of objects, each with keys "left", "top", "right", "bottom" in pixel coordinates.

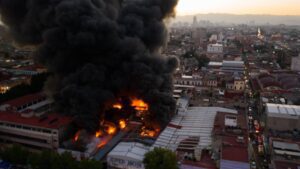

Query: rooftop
[
  {"left": 107, "top": 142, "right": 150, "bottom": 161},
  {"left": 1, "top": 93, "right": 46, "bottom": 108},
  {"left": 266, "top": 103, "right": 300, "bottom": 117},
  {"left": 222, "top": 61, "right": 245, "bottom": 68},
  {"left": 208, "top": 62, "right": 223, "bottom": 67},
  {"left": 221, "top": 136, "right": 249, "bottom": 167},
  {"left": 213, "top": 112, "right": 248, "bottom": 136},
  {"left": 273, "top": 160, "right": 300, "bottom": 169},
  {"left": 273, "top": 141, "right": 300, "bottom": 152},
  {"left": 152, "top": 107, "right": 237, "bottom": 151},
  {"left": 222, "top": 145, "right": 249, "bottom": 163},
  {"left": 0, "top": 111, "right": 72, "bottom": 129}
]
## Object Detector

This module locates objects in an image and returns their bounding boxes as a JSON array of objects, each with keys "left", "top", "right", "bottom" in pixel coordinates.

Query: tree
[
  {"left": 143, "top": 147, "right": 178, "bottom": 169},
  {"left": 1, "top": 145, "right": 103, "bottom": 169},
  {"left": 78, "top": 159, "right": 103, "bottom": 169},
  {"left": 0, "top": 145, "right": 30, "bottom": 165},
  {"left": 196, "top": 54, "right": 210, "bottom": 69},
  {"left": 181, "top": 50, "right": 210, "bottom": 69}
]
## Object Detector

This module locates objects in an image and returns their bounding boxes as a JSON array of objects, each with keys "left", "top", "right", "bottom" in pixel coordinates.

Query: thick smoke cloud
[{"left": 0, "top": 0, "right": 178, "bottom": 132}]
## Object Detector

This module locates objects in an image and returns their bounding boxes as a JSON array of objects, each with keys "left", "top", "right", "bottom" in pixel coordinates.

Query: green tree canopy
[
  {"left": 143, "top": 147, "right": 178, "bottom": 169},
  {"left": 0, "top": 145, "right": 102, "bottom": 169},
  {"left": 181, "top": 50, "right": 210, "bottom": 69},
  {"left": 0, "top": 145, "right": 29, "bottom": 165}
]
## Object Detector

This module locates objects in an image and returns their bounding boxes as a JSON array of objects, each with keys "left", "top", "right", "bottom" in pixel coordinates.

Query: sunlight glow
[{"left": 176, "top": 0, "right": 300, "bottom": 16}]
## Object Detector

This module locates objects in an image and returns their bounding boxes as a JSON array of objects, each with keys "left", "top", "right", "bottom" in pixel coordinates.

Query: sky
[{"left": 176, "top": 0, "right": 300, "bottom": 16}]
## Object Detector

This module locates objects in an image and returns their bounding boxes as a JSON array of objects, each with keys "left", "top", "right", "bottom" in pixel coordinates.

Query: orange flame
[
  {"left": 97, "top": 136, "right": 111, "bottom": 148},
  {"left": 131, "top": 99, "right": 149, "bottom": 111},
  {"left": 140, "top": 127, "right": 157, "bottom": 138},
  {"left": 113, "top": 103, "right": 123, "bottom": 110},
  {"left": 107, "top": 126, "right": 116, "bottom": 135},
  {"left": 97, "top": 141, "right": 106, "bottom": 148},
  {"left": 119, "top": 119, "right": 127, "bottom": 129},
  {"left": 95, "top": 130, "right": 103, "bottom": 138},
  {"left": 74, "top": 131, "right": 80, "bottom": 141}
]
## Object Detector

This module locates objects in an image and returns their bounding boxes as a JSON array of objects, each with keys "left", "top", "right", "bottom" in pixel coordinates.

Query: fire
[
  {"left": 131, "top": 99, "right": 149, "bottom": 111},
  {"left": 140, "top": 127, "right": 157, "bottom": 138},
  {"left": 107, "top": 126, "right": 116, "bottom": 135},
  {"left": 113, "top": 103, "right": 122, "bottom": 110},
  {"left": 95, "top": 130, "right": 103, "bottom": 138},
  {"left": 74, "top": 131, "right": 80, "bottom": 141},
  {"left": 97, "top": 136, "right": 111, "bottom": 148},
  {"left": 119, "top": 119, "right": 127, "bottom": 129},
  {"left": 97, "top": 141, "right": 106, "bottom": 148}
]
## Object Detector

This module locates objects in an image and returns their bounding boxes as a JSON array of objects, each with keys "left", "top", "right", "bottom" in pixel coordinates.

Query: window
[
  {"left": 23, "top": 126, "right": 30, "bottom": 130},
  {"left": 42, "top": 129, "right": 51, "bottom": 133}
]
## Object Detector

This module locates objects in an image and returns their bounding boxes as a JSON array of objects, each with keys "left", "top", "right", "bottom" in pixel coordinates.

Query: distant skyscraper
[{"left": 192, "top": 16, "right": 198, "bottom": 28}]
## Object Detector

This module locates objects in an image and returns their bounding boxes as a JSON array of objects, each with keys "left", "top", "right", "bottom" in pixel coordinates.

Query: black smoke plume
[{"left": 0, "top": 0, "right": 178, "bottom": 132}]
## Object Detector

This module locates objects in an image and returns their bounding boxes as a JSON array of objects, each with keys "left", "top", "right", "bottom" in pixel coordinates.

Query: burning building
[{"left": 0, "top": 0, "right": 179, "bottom": 135}]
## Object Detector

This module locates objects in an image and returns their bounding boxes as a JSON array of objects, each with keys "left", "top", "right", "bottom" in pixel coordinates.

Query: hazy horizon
[
  {"left": 176, "top": 0, "right": 300, "bottom": 16},
  {"left": 176, "top": 12, "right": 300, "bottom": 17},
  {"left": 173, "top": 13, "right": 300, "bottom": 25}
]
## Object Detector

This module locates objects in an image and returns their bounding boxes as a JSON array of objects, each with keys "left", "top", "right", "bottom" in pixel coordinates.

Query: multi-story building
[
  {"left": 0, "top": 111, "right": 71, "bottom": 150},
  {"left": 0, "top": 93, "right": 71, "bottom": 150},
  {"left": 174, "top": 75, "right": 203, "bottom": 87},
  {"left": 207, "top": 44, "right": 223, "bottom": 54}
]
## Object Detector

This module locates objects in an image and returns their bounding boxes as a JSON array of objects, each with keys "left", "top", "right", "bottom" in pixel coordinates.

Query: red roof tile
[
  {"left": 3, "top": 93, "right": 46, "bottom": 108},
  {"left": 222, "top": 145, "right": 248, "bottom": 163},
  {"left": 213, "top": 112, "right": 248, "bottom": 136},
  {"left": 0, "top": 111, "right": 72, "bottom": 129}
]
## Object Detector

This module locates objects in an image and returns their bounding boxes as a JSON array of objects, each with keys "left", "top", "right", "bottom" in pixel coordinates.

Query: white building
[
  {"left": 107, "top": 142, "right": 150, "bottom": 169},
  {"left": 207, "top": 44, "right": 223, "bottom": 54},
  {"left": 174, "top": 75, "right": 203, "bottom": 87}
]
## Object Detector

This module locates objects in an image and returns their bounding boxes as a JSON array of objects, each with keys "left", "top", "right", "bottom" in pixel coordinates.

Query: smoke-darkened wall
[{"left": 0, "top": 0, "right": 178, "bottom": 132}]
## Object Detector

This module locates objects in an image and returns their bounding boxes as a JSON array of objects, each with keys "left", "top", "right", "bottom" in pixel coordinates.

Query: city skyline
[{"left": 176, "top": 0, "right": 300, "bottom": 16}]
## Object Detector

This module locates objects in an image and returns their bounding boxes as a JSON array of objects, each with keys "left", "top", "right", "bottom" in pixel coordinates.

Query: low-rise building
[
  {"left": 265, "top": 103, "right": 300, "bottom": 131},
  {"left": 222, "top": 61, "right": 245, "bottom": 73},
  {"left": 291, "top": 55, "right": 300, "bottom": 72},
  {"left": 213, "top": 112, "right": 249, "bottom": 169},
  {"left": 107, "top": 142, "right": 150, "bottom": 169},
  {"left": 269, "top": 138, "right": 300, "bottom": 169},
  {"left": 152, "top": 105, "right": 237, "bottom": 163}
]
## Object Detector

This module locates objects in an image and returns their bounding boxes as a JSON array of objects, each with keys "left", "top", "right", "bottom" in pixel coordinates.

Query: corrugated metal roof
[
  {"left": 266, "top": 103, "right": 300, "bottom": 116},
  {"left": 107, "top": 142, "right": 150, "bottom": 161},
  {"left": 152, "top": 107, "right": 237, "bottom": 151},
  {"left": 273, "top": 141, "right": 300, "bottom": 152}
]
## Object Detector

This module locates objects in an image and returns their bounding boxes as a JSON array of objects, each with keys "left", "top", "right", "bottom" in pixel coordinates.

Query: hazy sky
[{"left": 176, "top": 0, "right": 300, "bottom": 16}]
